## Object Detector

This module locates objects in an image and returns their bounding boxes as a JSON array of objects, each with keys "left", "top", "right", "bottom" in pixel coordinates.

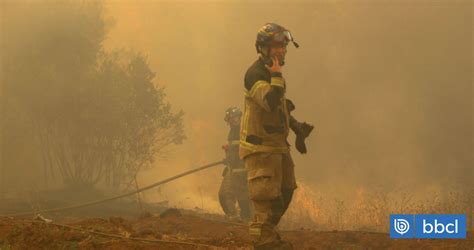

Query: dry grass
[{"left": 280, "top": 183, "right": 474, "bottom": 233}]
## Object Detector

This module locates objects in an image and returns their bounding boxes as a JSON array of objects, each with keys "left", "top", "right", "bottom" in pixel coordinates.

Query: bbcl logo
[
  {"left": 390, "top": 214, "right": 466, "bottom": 239},
  {"left": 390, "top": 215, "right": 414, "bottom": 238},
  {"left": 394, "top": 218, "right": 411, "bottom": 235},
  {"left": 415, "top": 215, "right": 466, "bottom": 239},
  {"left": 422, "top": 219, "right": 459, "bottom": 234}
]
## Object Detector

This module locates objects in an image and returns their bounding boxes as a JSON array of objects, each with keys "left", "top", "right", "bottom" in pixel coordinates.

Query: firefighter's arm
[
  {"left": 287, "top": 101, "right": 314, "bottom": 154},
  {"left": 247, "top": 57, "right": 285, "bottom": 112},
  {"left": 247, "top": 77, "right": 284, "bottom": 112}
]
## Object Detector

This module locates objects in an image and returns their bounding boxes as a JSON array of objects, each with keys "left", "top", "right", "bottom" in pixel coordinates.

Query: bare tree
[{"left": 2, "top": 0, "right": 185, "bottom": 192}]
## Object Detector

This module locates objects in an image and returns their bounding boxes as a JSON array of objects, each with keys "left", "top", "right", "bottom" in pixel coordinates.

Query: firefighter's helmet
[
  {"left": 255, "top": 23, "right": 299, "bottom": 54},
  {"left": 224, "top": 107, "right": 242, "bottom": 122}
]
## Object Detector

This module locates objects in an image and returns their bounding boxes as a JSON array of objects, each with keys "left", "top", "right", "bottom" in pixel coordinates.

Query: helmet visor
[
  {"left": 273, "top": 30, "right": 293, "bottom": 44},
  {"left": 283, "top": 30, "right": 293, "bottom": 41}
]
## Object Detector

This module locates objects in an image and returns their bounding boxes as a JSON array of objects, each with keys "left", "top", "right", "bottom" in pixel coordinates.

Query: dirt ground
[{"left": 1, "top": 209, "right": 473, "bottom": 250}]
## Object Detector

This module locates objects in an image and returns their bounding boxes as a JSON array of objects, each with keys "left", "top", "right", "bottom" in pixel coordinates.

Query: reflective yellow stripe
[
  {"left": 270, "top": 76, "right": 285, "bottom": 88},
  {"left": 248, "top": 80, "right": 269, "bottom": 98},
  {"left": 244, "top": 89, "right": 250, "bottom": 97},
  {"left": 231, "top": 168, "right": 247, "bottom": 173},
  {"left": 229, "top": 140, "right": 240, "bottom": 145},
  {"left": 240, "top": 140, "right": 289, "bottom": 153},
  {"left": 249, "top": 227, "right": 261, "bottom": 236},
  {"left": 242, "top": 102, "right": 250, "bottom": 136}
]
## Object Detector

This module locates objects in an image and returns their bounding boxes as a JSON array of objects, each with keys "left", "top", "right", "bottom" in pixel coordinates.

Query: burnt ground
[{"left": 0, "top": 209, "right": 473, "bottom": 250}]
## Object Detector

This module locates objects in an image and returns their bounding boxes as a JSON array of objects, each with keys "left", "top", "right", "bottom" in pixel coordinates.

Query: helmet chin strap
[
  {"left": 259, "top": 46, "right": 269, "bottom": 57},
  {"left": 258, "top": 47, "right": 272, "bottom": 66},
  {"left": 292, "top": 41, "right": 300, "bottom": 48}
]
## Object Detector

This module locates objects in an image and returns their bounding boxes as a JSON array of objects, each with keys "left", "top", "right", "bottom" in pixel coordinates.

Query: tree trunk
[{"left": 134, "top": 175, "right": 144, "bottom": 213}]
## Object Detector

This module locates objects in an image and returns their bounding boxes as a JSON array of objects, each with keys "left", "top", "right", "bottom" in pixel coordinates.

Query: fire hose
[{"left": 1, "top": 160, "right": 225, "bottom": 217}]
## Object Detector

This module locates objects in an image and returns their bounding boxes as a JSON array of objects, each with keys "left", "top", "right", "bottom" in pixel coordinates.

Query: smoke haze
[{"left": 1, "top": 0, "right": 472, "bottom": 213}]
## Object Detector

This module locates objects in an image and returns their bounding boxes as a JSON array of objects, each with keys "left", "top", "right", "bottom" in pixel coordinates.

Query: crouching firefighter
[
  {"left": 218, "top": 107, "right": 253, "bottom": 222},
  {"left": 240, "top": 23, "right": 314, "bottom": 250}
]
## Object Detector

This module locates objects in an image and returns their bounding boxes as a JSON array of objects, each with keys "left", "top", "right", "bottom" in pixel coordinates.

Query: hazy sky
[{"left": 98, "top": 0, "right": 473, "bottom": 208}]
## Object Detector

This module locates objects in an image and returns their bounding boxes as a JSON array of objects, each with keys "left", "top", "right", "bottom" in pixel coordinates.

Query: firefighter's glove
[{"left": 294, "top": 122, "right": 314, "bottom": 154}]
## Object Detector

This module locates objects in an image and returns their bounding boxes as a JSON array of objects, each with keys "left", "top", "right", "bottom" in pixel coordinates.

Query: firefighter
[
  {"left": 240, "top": 23, "right": 314, "bottom": 249},
  {"left": 218, "top": 107, "right": 252, "bottom": 221}
]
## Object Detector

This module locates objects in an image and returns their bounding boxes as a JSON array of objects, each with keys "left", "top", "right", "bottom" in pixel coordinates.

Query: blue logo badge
[
  {"left": 390, "top": 214, "right": 414, "bottom": 238},
  {"left": 415, "top": 214, "right": 466, "bottom": 239},
  {"left": 390, "top": 214, "right": 466, "bottom": 239}
]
